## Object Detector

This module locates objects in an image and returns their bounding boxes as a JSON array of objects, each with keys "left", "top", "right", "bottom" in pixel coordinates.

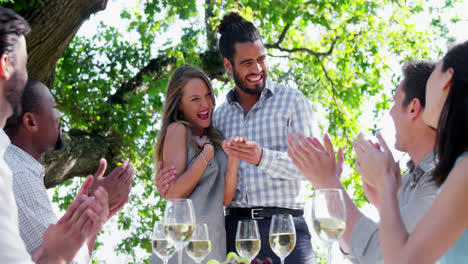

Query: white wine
[
  {"left": 185, "top": 240, "right": 211, "bottom": 262},
  {"left": 235, "top": 239, "right": 261, "bottom": 260},
  {"left": 163, "top": 224, "right": 195, "bottom": 245},
  {"left": 152, "top": 239, "right": 176, "bottom": 259},
  {"left": 269, "top": 233, "right": 296, "bottom": 258},
  {"left": 313, "top": 217, "right": 346, "bottom": 242}
]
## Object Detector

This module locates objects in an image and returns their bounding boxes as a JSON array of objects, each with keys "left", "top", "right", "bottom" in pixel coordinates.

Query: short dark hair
[
  {"left": 4, "top": 76, "right": 42, "bottom": 140},
  {"left": 400, "top": 60, "right": 436, "bottom": 108},
  {"left": 433, "top": 41, "right": 468, "bottom": 186},
  {"left": 217, "top": 12, "right": 262, "bottom": 61},
  {"left": 0, "top": 8, "right": 30, "bottom": 64}
]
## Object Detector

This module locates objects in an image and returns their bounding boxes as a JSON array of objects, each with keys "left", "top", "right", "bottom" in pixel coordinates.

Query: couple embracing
[{"left": 151, "top": 12, "right": 315, "bottom": 264}]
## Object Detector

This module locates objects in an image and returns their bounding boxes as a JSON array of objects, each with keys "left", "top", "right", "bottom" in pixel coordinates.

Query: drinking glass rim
[{"left": 313, "top": 188, "right": 342, "bottom": 193}]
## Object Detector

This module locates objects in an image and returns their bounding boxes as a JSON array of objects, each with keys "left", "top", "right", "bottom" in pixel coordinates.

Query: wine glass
[
  {"left": 185, "top": 223, "right": 211, "bottom": 264},
  {"left": 235, "top": 220, "right": 261, "bottom": 263},
  {"left": 163, "top": 199, "right": 196, "bottom": 264},
  {"left": 312, "top": 189, "right": 346, "bottom": 264},
  {"left": 269, "top": 214, "right": 296, "bottom": 264},
  {"left": 152, "top": 221, "right": 177, "bottom": 264}
]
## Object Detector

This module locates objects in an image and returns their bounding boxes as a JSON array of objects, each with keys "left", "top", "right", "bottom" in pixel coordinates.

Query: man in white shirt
[{"left": 0, "top": 7, "right": 109, "bottom": 264}]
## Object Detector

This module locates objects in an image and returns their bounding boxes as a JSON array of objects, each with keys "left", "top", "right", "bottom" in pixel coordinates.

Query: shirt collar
[
  {"left": 0, "top": 128, "right": 11, "bottom": 158},
  {"left": 7, "top": 144, "right": 45, "bottom": 177},
  {"left": 226, "top": 77, "right": 275, "bottom": 105},
  {"left": 406, "top": 151, "right": 436, "bottom": 181}
]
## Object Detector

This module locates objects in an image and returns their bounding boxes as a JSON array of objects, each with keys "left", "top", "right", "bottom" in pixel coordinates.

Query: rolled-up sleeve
[
  {"left": 346, "top": 171, "right": 438, "bottom": 264},
  {"left": 347, "top": 216, "right": 383, "bottom": 263}
]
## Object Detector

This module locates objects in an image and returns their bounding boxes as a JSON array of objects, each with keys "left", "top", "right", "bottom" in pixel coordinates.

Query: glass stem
[
  {"left": 178, "top": 248, "right": 183, "bottom": 264},
  {"left": 280, "top": 258, "right": 285, "bottom": 264},
  {"left": 327, "top": 242, "right": 333, "bottom": 264}
]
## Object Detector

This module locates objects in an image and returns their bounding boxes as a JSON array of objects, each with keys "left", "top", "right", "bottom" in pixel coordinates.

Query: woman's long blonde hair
[{"left": 154, "top": 65, "right": 224, "bottom": 164}]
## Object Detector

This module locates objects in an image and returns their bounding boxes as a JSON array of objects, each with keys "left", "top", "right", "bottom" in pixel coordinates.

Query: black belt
[{"left": 225, "top": 207, "right": 303, "bottom": 220}]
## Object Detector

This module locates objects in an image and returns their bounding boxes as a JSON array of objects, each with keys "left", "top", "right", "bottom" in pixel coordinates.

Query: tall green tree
[{"left": 1, "top": 0, "right": 463, "bottom": 262}]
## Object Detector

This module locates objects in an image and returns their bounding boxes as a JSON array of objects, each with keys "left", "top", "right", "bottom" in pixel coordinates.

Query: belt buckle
[{"left": 251, "top": 208, "right": 264, "bottom": 220}]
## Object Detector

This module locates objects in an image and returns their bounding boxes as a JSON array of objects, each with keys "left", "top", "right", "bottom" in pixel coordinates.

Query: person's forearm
[
  {"left": 33, "top": 246, "right": 65, "bottom": 264},
  {"left": 379, "top": 188, "right": 409, "bottom": 262},
  {"left": 87, "top": 233, "right": 97, "bottom": 256},
  {"left": 224, "top": 156, "right": 239, "bottom": 206}
]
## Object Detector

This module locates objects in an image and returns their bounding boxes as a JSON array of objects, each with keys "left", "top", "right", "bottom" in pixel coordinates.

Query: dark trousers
[{"left": 226, "top": 214, "right": 315, "bottom": 264}]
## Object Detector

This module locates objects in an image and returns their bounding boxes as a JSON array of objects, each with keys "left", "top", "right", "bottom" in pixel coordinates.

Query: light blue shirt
[
  {"left": 213, "top": 78, "right": 315, "bottom": 209},
  {"left": 437, "top": 151, "right": 468, "bottom": 264}
]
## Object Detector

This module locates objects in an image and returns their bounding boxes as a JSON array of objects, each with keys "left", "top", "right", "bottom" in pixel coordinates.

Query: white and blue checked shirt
[
  {"left": 214, "top": 78, "right": 314, "bottom": 210},
  {"left": 5, "top": 144, "right": 90, "bottom": 264}
]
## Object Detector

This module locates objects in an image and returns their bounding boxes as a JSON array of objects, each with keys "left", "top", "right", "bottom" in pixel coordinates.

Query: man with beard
[
  {"left": 157, "top": 12, "right": 315, "bottom": 263},
  {"left": 0, "top": 8, "right": 110, "bottom": 264},
  {"left": 213, "top": 13, "right": 315, "bottom": 263},
  {"left": 3, "top": 76, "right": 135, "bottom": 263}
]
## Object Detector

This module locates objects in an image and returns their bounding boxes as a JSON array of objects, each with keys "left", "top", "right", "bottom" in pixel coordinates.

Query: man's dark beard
[
  {"left": 54, "top": 122, "right": 65, "bottom": 151},
  {"left": 5, "top": 70, "right": 26, "bottom": 118},
  {"left": 232, "top": 64, "right": 266, "bottom": 95}
]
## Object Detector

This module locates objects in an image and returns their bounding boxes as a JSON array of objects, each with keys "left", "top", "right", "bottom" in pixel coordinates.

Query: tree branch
[
  {"left": 204, "top": 0, "right": 218, "bottom": 51},
  {"left": 265, "top": 36, "right": 339, "bottom": 58},
  {"left": 109, "top": 57, "right": 176, "bottom": 105}
]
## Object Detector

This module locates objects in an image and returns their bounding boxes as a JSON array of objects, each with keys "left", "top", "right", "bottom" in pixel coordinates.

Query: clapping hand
[
  {"left": 353, "top": 132, "right": 401, "bottom": 198},
  {"left": 34, "top": 175, "right": 109, "bottom": 263},
  {"left": 89, "top": 159, "right": 134, "bottom": 212},
  {"left": 287, "top": 132, "right": 343, "bottom": 188}
]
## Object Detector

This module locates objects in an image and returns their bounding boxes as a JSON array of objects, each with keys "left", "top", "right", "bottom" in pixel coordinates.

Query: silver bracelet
[{"left": 200, "top": 151, "right": 209, "bottom": 164}]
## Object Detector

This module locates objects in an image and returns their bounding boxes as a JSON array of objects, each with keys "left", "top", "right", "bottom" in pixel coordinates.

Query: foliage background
[{"left": 2, "top": 0, "right": 467, "bottom": 263}]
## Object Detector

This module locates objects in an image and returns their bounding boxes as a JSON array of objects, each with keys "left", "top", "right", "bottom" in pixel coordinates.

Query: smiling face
[
  {"left": 423, "top": 61, "right": 453, "bottom": 129},
  {"left": 178, "top": 77, "right": 214, "bottom": 136},
  {"left": 390, "top": 83, "right": 413, "bottom": 152},
  {"left": 33, "top": 83, "right": 63, "bottom": 153},
  {"left": 225, "top": 40, "right": 268, "bottom": 95}
]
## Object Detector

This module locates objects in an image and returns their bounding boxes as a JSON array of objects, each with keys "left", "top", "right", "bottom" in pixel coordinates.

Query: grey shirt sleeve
[{"left": 345, "top": 171, "right": 438, "bottom": 264}]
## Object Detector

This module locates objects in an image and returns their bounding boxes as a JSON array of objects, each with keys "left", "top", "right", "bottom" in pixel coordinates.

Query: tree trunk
[
  {"left": 40, "top": 129, "right": 114, "bottom": 188},
  {"left": 19, "top": 0, "right": 108, "bottom": 87},
  {"left": 12, "top": 0, "right": 110, "bottom": 187}
]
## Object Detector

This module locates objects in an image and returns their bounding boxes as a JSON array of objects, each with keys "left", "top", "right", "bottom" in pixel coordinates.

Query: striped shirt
[
  {"left": 5, "top": 144, "right": 90, "bottom": 264},
  {"left": 213, "top": 78, "right": 314, "bottom": 209}
]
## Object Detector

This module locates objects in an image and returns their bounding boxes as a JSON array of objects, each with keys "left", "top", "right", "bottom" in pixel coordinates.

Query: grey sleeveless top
[{"left": 151, "top": 139, "right": 228, "bottom": 263}]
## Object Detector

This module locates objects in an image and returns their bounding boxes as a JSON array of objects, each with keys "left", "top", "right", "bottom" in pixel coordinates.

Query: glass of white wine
[
  {"left": 185, "top": 223, "right": 211, "bottom": 264},
  {"left": 163, "top": 199, "right": 196, "bottom": 264},
  {"left": 269, "top": 214, "right": 296, "bottom": 264},
  {"left": 235, "top": 220, "right": 261, "bottom": 263},
  {"left": 152, "top": 221, "right": 177, "bottom": 264},
  {"left": 312, "top": 188, "right": 346, "bottom": 264}
]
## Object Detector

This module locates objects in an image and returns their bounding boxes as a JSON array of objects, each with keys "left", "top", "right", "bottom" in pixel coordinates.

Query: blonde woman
[{"left": 151, "top": 65, "right": 238, "bottom": 263}]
